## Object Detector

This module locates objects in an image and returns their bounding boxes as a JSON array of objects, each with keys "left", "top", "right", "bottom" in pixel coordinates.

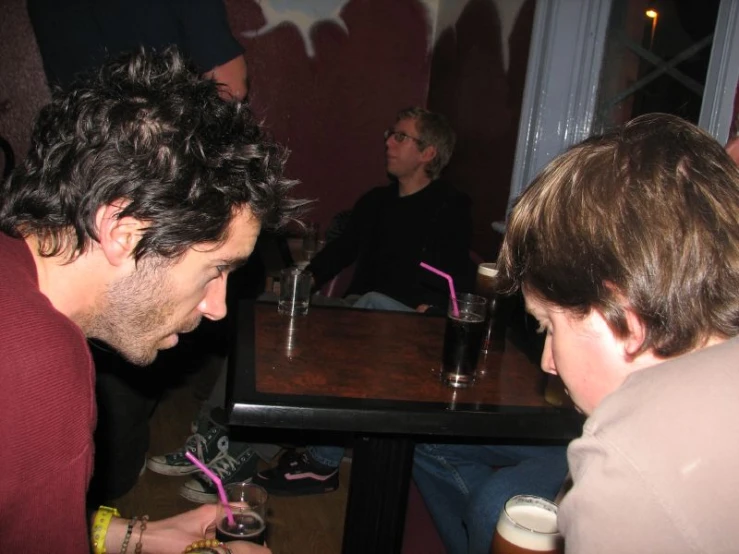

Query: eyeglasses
[{"left": 384, "top": 129, "right": 425, "bottom": 146}]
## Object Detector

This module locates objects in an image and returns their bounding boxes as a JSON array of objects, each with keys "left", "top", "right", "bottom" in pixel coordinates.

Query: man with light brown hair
[{"left": 497, "top": 113, "right": 739, "bottom": 552}]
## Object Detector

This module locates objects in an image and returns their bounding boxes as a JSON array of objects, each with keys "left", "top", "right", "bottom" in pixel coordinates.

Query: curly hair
[{"left": 0, "top": 47, "right": 305, "bottom": 261}]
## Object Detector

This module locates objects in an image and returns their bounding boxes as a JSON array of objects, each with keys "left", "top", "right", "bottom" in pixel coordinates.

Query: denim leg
[
  {"left": 352, "top": 291, "right": 414, "bottom": 312},
  {"left": 413, "top": 443, "right": 568, "bottom": 554},
  {"left": 306, "top": 445, "right": 345, "bottom": 468},
  {"left": 413, "top": 444, "right": 480, "bottom": 554}
]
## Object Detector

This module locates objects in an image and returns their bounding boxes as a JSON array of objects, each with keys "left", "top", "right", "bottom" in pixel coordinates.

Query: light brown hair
[
  {"left": 497, "top": 113, "right": 739, "bottom": 357},
  {"left": 396, "top": 107, "right": 455, "bottom": 179}
]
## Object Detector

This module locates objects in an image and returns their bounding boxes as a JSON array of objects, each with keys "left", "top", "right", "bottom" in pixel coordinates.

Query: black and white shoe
[
  {"left": 252, "top": 449, "right": 339, "bottom": 497},
  {"left": 147, "top": 420, "right": 227, "bottom": 476},
  {"left": 179, "top": 436, "right": 259, "bottom": 504}
]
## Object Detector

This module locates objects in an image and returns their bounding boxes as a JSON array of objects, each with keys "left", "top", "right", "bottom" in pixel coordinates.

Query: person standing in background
[
  {"left": 26, "top": 0, "right": 250, "bottom": 506},
  {"left": 28, "top": 0, "right": 247, "bottom": 100}
]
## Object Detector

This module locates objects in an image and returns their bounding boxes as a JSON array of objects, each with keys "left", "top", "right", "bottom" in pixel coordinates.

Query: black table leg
[{"left": 341, "top": 435, "right": 415, "bottom": 554}]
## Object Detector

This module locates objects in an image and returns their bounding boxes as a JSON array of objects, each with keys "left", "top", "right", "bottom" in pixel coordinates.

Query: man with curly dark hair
[
  {"left": 0, "top": 47, "right": 301, "bottom": 553},
  {"left": 27, "top": 0, "right": 252, "bottom": 507}
]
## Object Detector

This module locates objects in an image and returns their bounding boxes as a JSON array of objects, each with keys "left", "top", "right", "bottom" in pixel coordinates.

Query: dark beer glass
[
  {"left": 475, "top": 263, "right": 505, "bottom": 353},
  {"left": 491, "top": 495, "right": 563, "bottom": 554},
  {"left": 216, "top": 511, "right": 266, "bottom": 545},
  {"left": 442, "top": 293, "right": 486, "bottom": 387},
  {"left": 216, "top": 482, "right": 268, "bottom": 546}
]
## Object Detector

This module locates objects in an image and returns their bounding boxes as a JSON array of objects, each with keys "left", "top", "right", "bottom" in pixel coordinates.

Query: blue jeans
[
  {"left": 306, "top": 445, "right": 345, "bottom": 467},
  {"left": 413, "top": 443, "right": 568, "bottom": 554},
  {"left": 352, "top": 291, "right": 415, "bottom": 312}
]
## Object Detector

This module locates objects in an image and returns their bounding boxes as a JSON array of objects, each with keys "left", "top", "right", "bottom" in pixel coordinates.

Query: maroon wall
[
  {"left": 428, "top": 0, "right": 534, "bottom": 258},
  {"left": 225, "top": 0, "right": 433, "bottom": 233},
  {"left": 0, "top": 0, "right": 50, "bottom": 164},
  {"left": 733, "top": 77, "right": 739, "bottom": 139},
  {"left": 1, "top": 0, "right": 532, "bottom": 258}
]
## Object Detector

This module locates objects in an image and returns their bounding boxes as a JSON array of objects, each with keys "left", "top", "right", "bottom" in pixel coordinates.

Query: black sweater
[{"left": 308, "top": 179, "right": 474, "bottom": 309}]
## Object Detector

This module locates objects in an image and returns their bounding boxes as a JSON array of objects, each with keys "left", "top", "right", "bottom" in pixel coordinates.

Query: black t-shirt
[{"left": 28, "top": 0, "right": 243, "bottom": 88}]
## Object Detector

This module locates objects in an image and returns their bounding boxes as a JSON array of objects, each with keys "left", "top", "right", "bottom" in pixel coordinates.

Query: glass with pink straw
[
  {"left": 420, "top": 262, "right": 486, "bottom": 387},
  {"left": 186, "top": 452, "right": 268, "bottom": 545},
  {"left": 185, "top": 451, "right": 235, "bottom": 526}
]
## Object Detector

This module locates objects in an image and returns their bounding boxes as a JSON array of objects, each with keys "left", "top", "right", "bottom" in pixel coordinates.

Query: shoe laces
[
  {"left": 203, "top": 437, "right": 239, "bottom": 482},
  {"left": 184, "top": 424, "right": 211, "bottom": 462}
]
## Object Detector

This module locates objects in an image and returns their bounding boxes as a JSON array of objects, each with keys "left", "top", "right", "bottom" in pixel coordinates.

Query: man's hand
[
  {"left": 205, "top": 54, "right": 248, "bottom": 102},
  {"left": 132, "top": 505, "right": 272, "bottom": 553},
  {"left": 416, "top": 304, "right": 431, "bottom": 313}
]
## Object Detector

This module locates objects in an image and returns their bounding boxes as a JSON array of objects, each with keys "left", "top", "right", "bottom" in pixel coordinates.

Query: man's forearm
[{"left": 205, "top": 54, "right": 248, "bottom": 101}]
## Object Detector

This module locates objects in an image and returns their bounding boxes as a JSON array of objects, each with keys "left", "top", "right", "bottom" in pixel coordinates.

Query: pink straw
[
  {"left": 420, "top": 262, "right": 459, "bottom": 316},
  {"left": 185, "top": 451, "right": 235, "bottom": 526}
]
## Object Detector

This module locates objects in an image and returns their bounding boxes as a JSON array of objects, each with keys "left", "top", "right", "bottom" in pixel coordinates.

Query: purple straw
[
  {"left": 185, "top": 451, "right": 235, "bottom": 526},
  {"left": 420, "top": 262, "right": 459, "bottom": 316}
]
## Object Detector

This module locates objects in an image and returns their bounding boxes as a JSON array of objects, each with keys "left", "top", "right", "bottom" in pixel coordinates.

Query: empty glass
[{"left": 278, "top": 267, "right": 312, "bottom": 316}]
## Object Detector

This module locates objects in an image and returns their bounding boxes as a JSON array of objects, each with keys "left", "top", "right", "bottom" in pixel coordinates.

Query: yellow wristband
[{"left": 91, "top": 506, "right": 120, "bottom": 554}]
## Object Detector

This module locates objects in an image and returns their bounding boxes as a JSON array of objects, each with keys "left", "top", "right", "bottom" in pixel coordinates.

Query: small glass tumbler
[
  {"left": 302, "top": 222, "right": 319, "bottom": 261},
  {"left": 216, "top": 482, "right": 268, "bottom": 545},
  {"left": 278, "top": 267, "right": 312, "bottom": 316}
]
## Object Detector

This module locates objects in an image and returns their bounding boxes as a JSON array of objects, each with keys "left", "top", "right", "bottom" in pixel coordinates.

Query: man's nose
[
  {"left": 199, "top": 277, "right": 228, "bottom": 321},
  {"left": 540, "top": 335, "right": 557, "bottom": 375}
]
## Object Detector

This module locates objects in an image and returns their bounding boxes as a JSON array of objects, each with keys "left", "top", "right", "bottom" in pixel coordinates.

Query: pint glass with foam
[{"left": 491, "top": 495, "right": 563, "bottom": 554}]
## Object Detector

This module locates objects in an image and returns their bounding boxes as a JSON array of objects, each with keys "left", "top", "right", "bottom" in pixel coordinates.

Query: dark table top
[{"left": 227, "top": 302, "right": 583, "bottom": 441}]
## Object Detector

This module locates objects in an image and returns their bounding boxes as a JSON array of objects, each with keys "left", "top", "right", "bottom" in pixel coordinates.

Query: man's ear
[
  {"left": 420, "top": 144, "right": 437, "bottom": 164},
  {"left": 622, "top": 305, "right": 647, "bottom": 359},
  {"left": 95, "top": 203, "right": 146, "bottom": 267},
  {"left": 602, "top": 281, "right": 647, "bottom": 359}
]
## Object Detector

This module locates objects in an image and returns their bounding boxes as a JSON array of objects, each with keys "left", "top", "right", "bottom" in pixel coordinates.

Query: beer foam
[
  {"left": 497, "top": 498, "right": 559, "bottom": 551},
  {"left": 477, "top": 263, "right": 498, "bottom": 277}
]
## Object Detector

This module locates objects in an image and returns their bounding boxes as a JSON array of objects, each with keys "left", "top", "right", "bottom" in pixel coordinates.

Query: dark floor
[{"left": 111, "top": 354, "right": 350, "bottom": 554}]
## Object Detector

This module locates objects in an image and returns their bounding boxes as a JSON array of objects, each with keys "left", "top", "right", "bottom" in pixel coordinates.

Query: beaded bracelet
[
  {"left": 183, "top": 539, "right": 221, "bottom": 552},
  {"left": 91, "top": 506, "right": 120, "bottom": 554},
  {"left": 182, "top": 539, "right": 232, "bottom": 554},
  {"left": 120, "top": 516, "right": 138, "bottom": 554},
  {"left": 134, "top": 515, "right": 149, "bottom": 554}
]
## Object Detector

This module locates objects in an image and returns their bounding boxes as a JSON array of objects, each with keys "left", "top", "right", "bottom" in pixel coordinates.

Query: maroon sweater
[{"left": 0, "top": 233, "right": 95, "bottom": 551}]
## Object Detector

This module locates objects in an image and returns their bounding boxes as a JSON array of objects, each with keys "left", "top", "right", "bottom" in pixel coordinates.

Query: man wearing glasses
[
  {"left": 161, "top": 106, "right": 564, "bottom": 519},
  {"left": 160, "top": 107, "right": 476, "bottom": 503},
  {"left": 305, "top": 106, "right": 475, "bottom": 313},
  {"left": 246, "top": 108, "right": 478, "bottom": 497}
]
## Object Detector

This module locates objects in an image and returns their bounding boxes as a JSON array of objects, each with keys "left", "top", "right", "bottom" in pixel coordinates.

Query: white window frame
[{"left": 498, "top": 0, "right": 739, "bottom": 234}]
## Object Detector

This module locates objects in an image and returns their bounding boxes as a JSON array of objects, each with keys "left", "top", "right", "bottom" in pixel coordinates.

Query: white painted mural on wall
[
  {"left": 243, "top": 0, "right": 524, "bottom": 66},
  {"left": 242, "top": 0, "right": 351, "bottom": 58}
]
